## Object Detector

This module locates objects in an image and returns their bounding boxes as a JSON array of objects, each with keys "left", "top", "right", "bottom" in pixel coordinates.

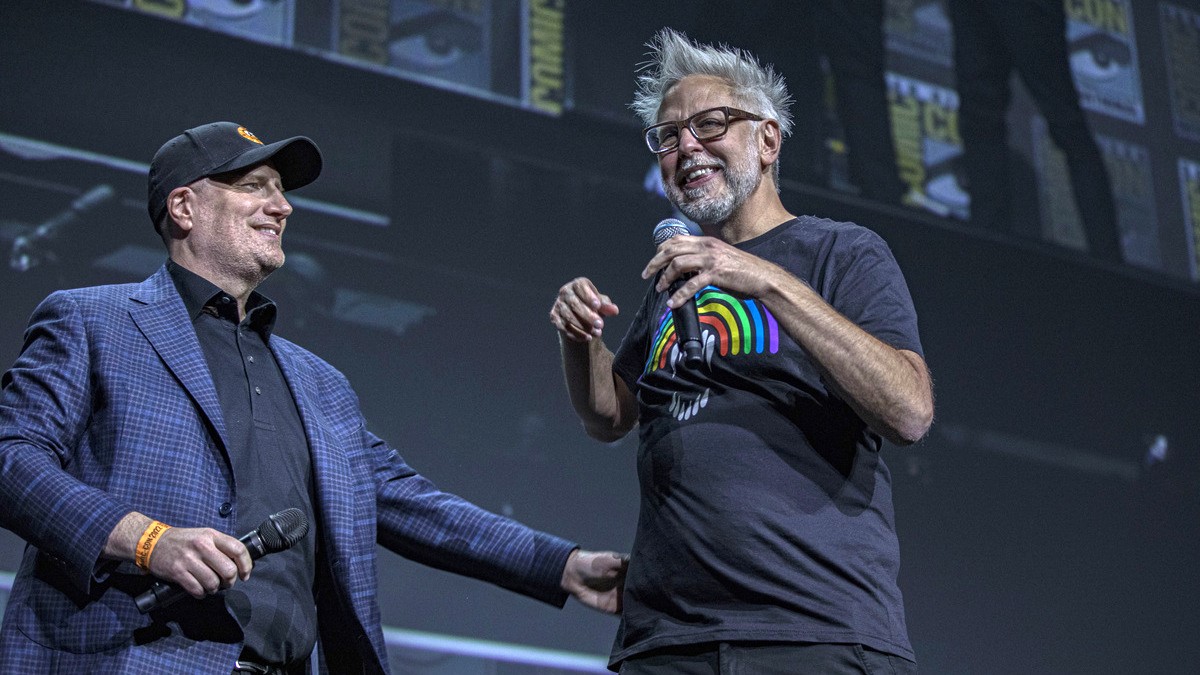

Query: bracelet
[{"left": 134, "top": 520, "right": 171, "bottom": 572}]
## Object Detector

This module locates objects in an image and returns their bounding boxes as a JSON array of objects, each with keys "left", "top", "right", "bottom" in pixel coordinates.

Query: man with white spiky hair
[{"left": 550, "top": 29, "right": 933, "bottom": 673}]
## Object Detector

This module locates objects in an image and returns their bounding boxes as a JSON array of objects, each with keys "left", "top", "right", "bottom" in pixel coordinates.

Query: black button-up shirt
[{"left": 168, "top": 260, "right": 317, "bottom": 666}]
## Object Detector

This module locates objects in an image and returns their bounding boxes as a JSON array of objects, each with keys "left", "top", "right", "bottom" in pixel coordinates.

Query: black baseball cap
[{"left": 147, "top": 121, "right": 323, "bottom": 228}]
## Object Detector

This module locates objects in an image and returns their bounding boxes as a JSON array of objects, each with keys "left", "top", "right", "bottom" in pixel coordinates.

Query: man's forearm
[
  {"left": 559, "top": 335, "right": 635, "bottom": 441},
  {"left": 762, "top": 273, "right": 934, "bottom": 444}
]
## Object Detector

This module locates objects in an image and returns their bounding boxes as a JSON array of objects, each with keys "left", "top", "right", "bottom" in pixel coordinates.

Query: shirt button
[
  {"left": 220, "top": 296, "right": 230, "bottom": 304},
  {"left": 248, "top": 356, "right": 255, "bottom": 363},
  {"left": 254, "top": 386, "right": 262, "bottom": 395},
  {"left": 218, "top": 502, "right": 233, "bottom": 517}
]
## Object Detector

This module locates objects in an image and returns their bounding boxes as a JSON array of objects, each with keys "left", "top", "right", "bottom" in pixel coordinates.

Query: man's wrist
[
  {"left": 134, "top": 520, "right": 172, "bottom": 572},
  {"left": 103, "top": 511, "right": 152, "bottom": 561},
  {"left": 560, "top": 547, "right": 581, "bottom": 591}
]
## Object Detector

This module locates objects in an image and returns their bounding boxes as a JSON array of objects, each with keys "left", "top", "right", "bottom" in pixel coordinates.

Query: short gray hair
[{"left": 630, "top": 28, "right": 793, "bottom": 137}]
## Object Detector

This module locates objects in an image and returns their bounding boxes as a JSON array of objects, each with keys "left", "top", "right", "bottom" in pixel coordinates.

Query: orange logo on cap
[{"left": 237, "top": 126, "right": 264, "bottom": 145}]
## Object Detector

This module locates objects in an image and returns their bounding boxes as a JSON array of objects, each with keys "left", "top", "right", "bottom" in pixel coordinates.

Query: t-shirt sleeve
[
  {"left": 612, "top": 281, "right": 658, "bottom": 392},
  {"left": 828, "top": 230, "right": 924, "bottom": 357}
]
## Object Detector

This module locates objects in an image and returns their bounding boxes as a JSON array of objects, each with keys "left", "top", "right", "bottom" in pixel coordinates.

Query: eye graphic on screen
[
  {"left": 1069, "top": 33, "right": 1132, "bottom": 81},
  {"left": 188, "top": 0, "right": 268, "bottom": 20},
  {"left": 389, "top": 10, "right": 482, "bottom": 69}
]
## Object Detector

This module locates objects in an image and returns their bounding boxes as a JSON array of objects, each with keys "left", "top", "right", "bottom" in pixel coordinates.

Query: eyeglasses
[{"left": 642, "top": 106, "right": 765, "bottom": 154}]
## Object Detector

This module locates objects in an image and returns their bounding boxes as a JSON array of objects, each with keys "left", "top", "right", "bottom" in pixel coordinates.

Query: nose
[
  {"left": 675, "top": 125, "right": 706, "bottom": 155},
  {"left": 265, "top": 187, "right": 293, "bottom": 218}
]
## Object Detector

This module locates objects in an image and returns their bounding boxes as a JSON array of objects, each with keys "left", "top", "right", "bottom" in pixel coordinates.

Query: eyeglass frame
[{"left": 642, "top": 106, "right": 766, "bottom": 154}]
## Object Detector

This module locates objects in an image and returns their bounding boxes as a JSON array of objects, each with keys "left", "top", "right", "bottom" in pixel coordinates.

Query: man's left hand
[{"left": 561, "top": 549, "right": 628, "bottom": 614}]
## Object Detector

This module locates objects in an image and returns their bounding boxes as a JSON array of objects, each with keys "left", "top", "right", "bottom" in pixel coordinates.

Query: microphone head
[
  {"left": 258, "top": 508, "right": 310, "bottom": 554},
  {"left": 652, "top": 218, "right": 690, "bottom": 247}
]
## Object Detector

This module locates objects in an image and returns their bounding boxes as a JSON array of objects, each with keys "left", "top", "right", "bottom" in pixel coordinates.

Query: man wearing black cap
[{"left": 0, "top": 122, "right": 626, "bottom": 674}]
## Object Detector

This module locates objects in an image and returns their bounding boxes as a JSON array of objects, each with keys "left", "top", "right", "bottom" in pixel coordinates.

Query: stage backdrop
[{"left": 1, "top": 2, "right": 1197, "bottom": 673}]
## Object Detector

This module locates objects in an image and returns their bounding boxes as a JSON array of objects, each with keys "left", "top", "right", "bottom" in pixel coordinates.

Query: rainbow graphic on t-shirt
[{"left": 644, "top": 286, "right": 780, "bottom": 374}]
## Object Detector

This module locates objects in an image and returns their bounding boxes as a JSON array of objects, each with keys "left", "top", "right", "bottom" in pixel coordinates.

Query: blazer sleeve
[
  {"left": 0, "top": 291, "right": 131, "bottom": 592},
  {"left": 273, "top": 336, "right": 580, "bottom": 611},
  {"left": 368, "top": 425, "right": 578, "bottom": 606}
]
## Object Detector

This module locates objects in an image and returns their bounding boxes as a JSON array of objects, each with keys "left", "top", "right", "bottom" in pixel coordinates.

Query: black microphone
[
  {"left": 135, "top": 508, "right": 310, "bottom": 614},
  {"left": 10, "top": 184, "right": 115, "bottom": 272},
  {"left": 652, "top": 219, "right": 703, "bottom": 368}
]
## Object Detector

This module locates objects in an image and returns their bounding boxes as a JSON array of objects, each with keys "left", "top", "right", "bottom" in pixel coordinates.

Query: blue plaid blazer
[{"left": 0, "top": 265, "right": 575, "bottom": 674}]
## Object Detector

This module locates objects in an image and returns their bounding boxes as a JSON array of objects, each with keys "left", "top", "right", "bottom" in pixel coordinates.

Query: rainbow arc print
[{"left": 645, "top": 286, "right": 780, "bottom": 373}]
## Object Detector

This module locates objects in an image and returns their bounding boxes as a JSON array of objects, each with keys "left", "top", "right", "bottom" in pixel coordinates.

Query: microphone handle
[
  {"left": 134, "top": 577, "right": 184, "bottom": 613},
  {"left": 668, "top": 276, "right": 704, "bottom": 367}
]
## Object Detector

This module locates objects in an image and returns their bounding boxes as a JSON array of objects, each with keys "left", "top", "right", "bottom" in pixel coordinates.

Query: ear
[
  {"left": 166, "top": 186, "right": 196, "bottom": 234},
  {"left": 758, "top": 119, "right": 782, "bottom": 168}
]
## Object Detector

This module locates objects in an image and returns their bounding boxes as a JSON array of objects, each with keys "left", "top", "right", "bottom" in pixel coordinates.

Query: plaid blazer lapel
[
  {"left": 270, "top": 343, "right": 356, "bottom": 554},
  {"left": 273, "top": 345, "right": 390, "bottom": 670},
  {"left": 128, "top": 266, "right": 229, "bottom": 452}
]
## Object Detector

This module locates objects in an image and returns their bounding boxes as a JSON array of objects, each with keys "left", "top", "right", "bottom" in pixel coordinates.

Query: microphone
[
  {"left": 135, "top": 508, "right": 310, "bottom": 614},
  {"left": 10, "top": 184, "right": 116, "bottom": 272},
  {"left": 652, "top": 219, "right": 703, "bottom": 368}
]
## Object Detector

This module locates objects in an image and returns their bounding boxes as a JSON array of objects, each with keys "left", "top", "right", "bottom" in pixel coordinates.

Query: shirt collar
[{"left": 166, "top": 259, "right": 278, "bottom": 336}]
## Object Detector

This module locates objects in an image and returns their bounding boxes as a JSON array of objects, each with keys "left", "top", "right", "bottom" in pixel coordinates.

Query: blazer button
[{"left": 219, "top": 502, "right": 233, "bottom": 517}]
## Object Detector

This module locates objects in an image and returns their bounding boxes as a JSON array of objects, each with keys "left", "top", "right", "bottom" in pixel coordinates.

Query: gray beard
[{"left": 668, "top": 151, "right": 760, "bottom": 226}]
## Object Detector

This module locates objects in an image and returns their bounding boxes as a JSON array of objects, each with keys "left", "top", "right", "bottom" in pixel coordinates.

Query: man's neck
[
  {"left": 168, "top": 256, "right": 262, "bottom": 321},
  {"left": 699, "top": 191, "right": 795, "bottom": 245}
]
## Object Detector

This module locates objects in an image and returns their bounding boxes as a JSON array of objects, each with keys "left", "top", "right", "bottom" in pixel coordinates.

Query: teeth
[{"left": 684, "top": 167, "right": 714, "bottom": 182}]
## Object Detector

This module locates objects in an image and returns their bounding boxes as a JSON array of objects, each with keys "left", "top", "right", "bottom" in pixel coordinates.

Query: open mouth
[
  {"left": 683, "top": 166, "right": 717, "bottom": 184},
  {"left": 680, "top": 163, "right": 721, "bottom": 189}
]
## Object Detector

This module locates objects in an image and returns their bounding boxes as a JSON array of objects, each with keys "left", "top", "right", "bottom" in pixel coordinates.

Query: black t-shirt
[{"left": 611, "top": 217, "right": 922, "bottom": 665}]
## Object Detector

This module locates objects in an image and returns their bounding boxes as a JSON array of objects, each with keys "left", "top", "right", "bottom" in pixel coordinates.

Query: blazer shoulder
[
  {"left": 32, "top": 281, "right": 145, "bottom": 323},
  {"left": 57, "top": 281, "right": 145, "bottom": 304},
  {"left": 54, "top": 262, "right": 170, "bottom": 306}
]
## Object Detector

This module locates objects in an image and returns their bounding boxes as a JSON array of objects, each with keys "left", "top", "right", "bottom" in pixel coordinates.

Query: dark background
[{"left": 1, "top": 1, "right": 1198, "bottom": 673}]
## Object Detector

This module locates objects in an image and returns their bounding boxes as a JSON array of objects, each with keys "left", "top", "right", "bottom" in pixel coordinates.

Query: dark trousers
[
  {"left": 948, "top": 0, "right": 1123, "bottom": 263},
  {"left": 789, "top": 0, "right": 906, "bottom": 204},
  {"left": 618, "top": 642, "right": 917, "bottom": 675},
  {"left": 679, "top": 1, "right": 904, "bottom": 204}
]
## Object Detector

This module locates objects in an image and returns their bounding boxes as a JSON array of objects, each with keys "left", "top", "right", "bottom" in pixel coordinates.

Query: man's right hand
[
  {"left": 149, "top": 526, "right": 253, "bottom": 598},
  {"left": 549, "top": 277, "right": 620, "bottom": 343},
  {"left": 106, "top": 512, "right": 252, "bottom": 598}
]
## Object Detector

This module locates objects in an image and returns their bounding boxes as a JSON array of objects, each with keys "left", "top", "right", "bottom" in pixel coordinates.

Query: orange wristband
[{"left": 134, "top": 520, "right": 171, "bottom": 572}]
